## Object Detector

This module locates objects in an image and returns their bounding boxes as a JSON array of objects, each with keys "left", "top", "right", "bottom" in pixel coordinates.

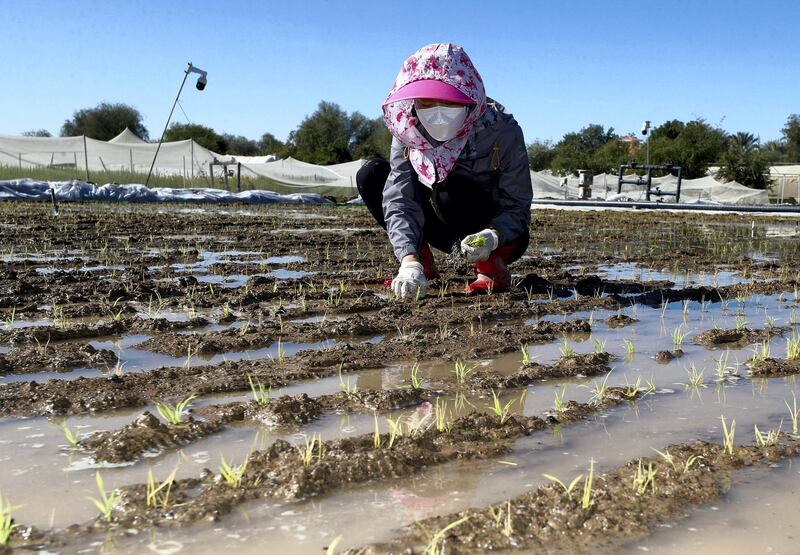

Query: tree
[
  {"left": 259, "top": 133, "right": 285, "bottom": 156},
  {"left": 717, "top": 133, "right": 772, "bottom": 189},
  {"left": 350, "top": 114, "right": 392, "bottom": 160},
  {"left": 284, "top": 101, "right": 352, "bottom": 165},
  {"left": 164, "top": 123, "right": 228, "bottom": 153},
  {"left": 590, "top": 139, "right": 632, "bottom": 174},
  {"left": 222, "top": 134, "right": 259, "bottom": 156},
  {"left": 647, "top": 119, "right": 728, "bottom": 178},
  {"left": 22, "top": 129, "right": 52, "bottom": 137},
  {"left": 761, "top": 139, "right": 787, "bottom": 165},
  {"left": 782, "top": 114, "right": 800, "bottom": 162},
  {"left": 527, "top": 139, "right": 555, "bottom": 171},
  {"left": 61, "top": 102, "right": 149, "bottom": 141},
  {"left": 550, "top": 124, "right": 617, "bottom": 175}
]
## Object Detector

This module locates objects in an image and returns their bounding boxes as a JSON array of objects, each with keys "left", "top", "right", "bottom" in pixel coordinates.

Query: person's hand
[
  {"left": 460, "top": 229, "right": 499, "bottom": 262},
  {"left": 391, "top": 260, "right": 428, "bottom": 300}
]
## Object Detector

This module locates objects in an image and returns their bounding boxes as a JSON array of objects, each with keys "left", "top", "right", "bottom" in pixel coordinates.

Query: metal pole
[
  {"left": 145, "top": 64, "right": 192, "bottom": 187},
  {"left": 182, "top": 156, "right": 186, "bottom": 188},
  {"left": 190, "top": 141, "right": 195, "bottom": 186},
  {"left": 83, "top": 135, "right": 90, "bottom": 182},
  {"left": 646, "top": 134, "right": 650, "bottom": 166},
  {"left": 18, "top": 153, "right": 21, "bottom": 170},
  {"left": 236, "top": 162, "right": 241, "bottom": 192},
  {"left": 130, "top": 149, "right": 134, "bottom": 173}
]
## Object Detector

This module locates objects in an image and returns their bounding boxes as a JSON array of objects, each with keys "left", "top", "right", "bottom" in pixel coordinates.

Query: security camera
[
  {"left": 641, "top": 120, "right": 651, "bottom": 135},
  {"left": 186, "top": 63, "right": 208, "bottom": 91}
]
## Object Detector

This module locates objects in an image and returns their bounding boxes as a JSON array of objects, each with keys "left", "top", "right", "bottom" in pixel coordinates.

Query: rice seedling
[
  {"left": 542, "top": 472, "right": 583, "bottom": 500},
  {"left": 146, "top": 467, "right": 178, "bottom": 509},
  {"left": 453, "top": 359, "right": 477, "bottom": 384},
  {"left": 218, "top": 454, "right": 248, "bottom": 487},
  {"left": 1, "top": 306, "right": 15, "bottom": 331},
  {"left": 466, "top": 235, "right": 487, "bottom": 248},
  {"left": 419, "top": 516, "right": 470, "bottom": 555},
  {"left": 51, "top": 304, "right": 69, "bottom": 330},
  {"left": 435, "top": 323, "right": 456, "bottom": 341},
  {"left": 676, "top": 364, "right": 706, "bottom": 390},
  {"left": 622, "top": 339, "right": 635, "bottom": 358},
  {"left": 671, "top": 325, "right": 686, "bottom": 349},
  {"left": 553, "top": 385, "right": 568, "bottom": 412},
  {"left": 720, "top": 415, "right": 736, "bottom": 455},
  {"left": 558, "top": 338, "right": 574, "bottom": 358},
  {"left": 520, "top": 343, "right": 531, "bottom": 365},
  {"left": 651, "top": 447, "right": 676, "bottom": 471},
  {"left": 297, "top": 433, "right": 325, "bottom": 466},
  {"left": 734, "top": 315, "right": 749, "bottom": 331},
  {"left": 434, "top": 398, "right": 451, "bottom": 433},
  {"left": 385, "top": 416, "right": 403, "bottom": 448},
  {"left": 503, "top": 499, "right": 513, "bottom": 538},
  {"left": 325, "top": 536, "right": 342, "bottom": 555},
  {"left": 247, "top": 374, "right": 271, "bottom": 406},
  {"left": 154, "top": 394, "right": 197, "bottom": 425},
  {"left": 396, "top": 325, "right": 423, "bottom": 342},
  {"left": 582, "top": 459, "right": 594, "bottom": 510},
  {"left": 373, "top": 414, "right": 382, "bottom": 449},
  {"left": 632, "top": 459, "right": 657, "bottom": 495},
  {"left": 751, "top": 341, "right": 771, "bottom": 368},
  {"left": 754, "top": 424, "right": 781, "bottom": 448},
  {"left": 622, "top": 375, "right": 641, "bottom": 400},
  {"left": 584, "top": 371, "right": 612, "bottom": 404},
  {"left": 0, "top": 492, "right": 22, "bottom": 547},
  {"left": 714, "top": 352, "right": 731, "bottom": 380},
  {"left": 487, "top": 389, "right": 516, "bottom": 424},
  {"left": 87, "top": 471, "right": 120, "bottom": 523},
  {"left": 787, "top": 331, "right": 800, "bottom": 360},
  {"left": 593, "top": 338, "right": 606, "bottom": 354},
  {"left": 60, "top": 421, "right": 80, "bottom": 447},
  {"left": 338, "top": 363, "right": 358, "bottom": 398},
  {"left": 786, "top": 392, "right": 799, "bottom": 435},
  {"left": 410, "top": 362, "right": 422, "bottom": 389},
  {"left": 182, "top": 345, "right": 197, "bottom": 370}
]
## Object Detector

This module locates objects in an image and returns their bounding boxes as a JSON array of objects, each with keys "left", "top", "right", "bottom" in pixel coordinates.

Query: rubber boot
[
  {"left": 384, "top": 243, "right": 439, "bottom": 287},
  {"left": 465, "top": 244, "right": 515, "bottom": 294}
]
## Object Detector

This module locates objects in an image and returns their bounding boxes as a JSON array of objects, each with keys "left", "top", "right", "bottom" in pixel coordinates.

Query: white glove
[
  {"left": 460, "top": 228, "right": 499, "bottom": 262},
  {"left": 391, "top": 261, "right": 428, "bottom": 300}
]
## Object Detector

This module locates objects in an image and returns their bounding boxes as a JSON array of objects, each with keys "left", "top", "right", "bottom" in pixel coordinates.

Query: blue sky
[{"left": 2, "top": 0, "right": 798, "bottom": 144}]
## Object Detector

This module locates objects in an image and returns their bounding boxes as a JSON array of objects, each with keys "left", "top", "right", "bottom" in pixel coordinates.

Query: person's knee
[{"left": 356, "top": 158, "right": 390, "bottom": 197}]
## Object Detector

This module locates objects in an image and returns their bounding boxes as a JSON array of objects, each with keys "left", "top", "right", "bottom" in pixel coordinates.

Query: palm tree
[{"left": 731, "top": 132, "right": 759, "bottom": 152}]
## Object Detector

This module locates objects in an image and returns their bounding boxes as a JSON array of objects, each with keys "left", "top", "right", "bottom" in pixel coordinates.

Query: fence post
[
  {"left": 182, "top": 156, "right": 186, "bottom": 188},
  {"left": 190, "top": 141, "right": 195, "bottom": 186},
  {"left": 130, "top": 149, "right": 134, "bottom": 173},
  {"left": 83, "top": 135, "right": 90, "bottom": 182},
  {"left": 237, "top": 162, "right": 241, "bottom": 192},
  {"left": 18, "top": 153, "right": 21, "bottom": 170}
]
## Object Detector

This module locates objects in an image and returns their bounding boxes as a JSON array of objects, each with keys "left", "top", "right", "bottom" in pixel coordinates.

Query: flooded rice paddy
[{"left": 0, "top": 201, "right": 799, "bottom": 553}]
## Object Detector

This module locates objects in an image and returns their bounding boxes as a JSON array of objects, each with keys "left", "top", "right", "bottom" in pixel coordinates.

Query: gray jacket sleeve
[
  {"left": 490, "top": 121, "right": 532, "bottom": 245},
  {"left": 383, "top": 137, "right": 424, "bottom": 262}
]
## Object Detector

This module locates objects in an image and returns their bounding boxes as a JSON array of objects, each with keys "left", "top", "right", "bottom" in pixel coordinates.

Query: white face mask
[{"left": 416, "top": 105, "right": 469, "bottom": 142}]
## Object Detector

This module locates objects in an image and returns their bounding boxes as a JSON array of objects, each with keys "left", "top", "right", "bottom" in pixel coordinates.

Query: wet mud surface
[{"left": 2, "top": 202, "right": 800, "bottom": 553}]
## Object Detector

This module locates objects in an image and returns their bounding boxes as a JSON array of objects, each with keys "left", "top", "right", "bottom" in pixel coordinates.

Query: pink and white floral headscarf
[{"left": 382, "top": 43, "right": 487, "bottom": 186}]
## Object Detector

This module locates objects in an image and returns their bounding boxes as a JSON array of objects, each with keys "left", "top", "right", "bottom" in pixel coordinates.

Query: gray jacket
[{"left": 383, "top": 100, "right": 532, "bottom": 262}]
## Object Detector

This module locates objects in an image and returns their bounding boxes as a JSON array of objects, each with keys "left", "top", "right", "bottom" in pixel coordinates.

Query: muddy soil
[
  {"left": 693, "top": 326, "right": 789, "bottom": 349},
  {"left": 350, "top": 438, "right": 800, "bottom": 554}
]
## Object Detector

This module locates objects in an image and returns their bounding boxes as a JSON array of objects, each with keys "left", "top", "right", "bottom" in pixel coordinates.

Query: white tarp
[
  {"left": 0, "top": 179, "right": 332, "bottom": 205},
  {"left": 238, "top": 157, "right": 363, "bottom": 196},
  {"left": 108, "top": 128, "right": 147, "bottom": 144},
  {"left": 531, "top": 170, "right": 770, "bottom": 205}
]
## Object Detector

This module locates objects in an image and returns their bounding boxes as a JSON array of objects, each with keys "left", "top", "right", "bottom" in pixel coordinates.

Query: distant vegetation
[{"left": 25, "top": 101, "right": 800, "bottom": 189}]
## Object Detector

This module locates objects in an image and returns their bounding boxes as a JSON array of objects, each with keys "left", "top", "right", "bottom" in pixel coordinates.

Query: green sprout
[
  {"left": 671, "top": 325, "right": 686, "bottom": 349},
  {"left": 558, "top": 338, "right": 574, "bottom": 358},
  {"left": 785, "top": 392, "right": 799, "bottom": 435},
  {"left": 593, "top": 338, "right": 606, "bottom": 354},
  {"left": 385, "top": 416, "right": 403, "bottom": 448},
  {"left": 146, "top": 467, "right": 177, "bottom": 509},
  {"left": 298, "top": 433, "right": 323, "bottom": 466},
  {"left": 632, "top": 459, "right": 657, "bottom": 495},
  {"left": 338, "top": 363, "right": 358, "bottom": 398},
  {"left": 542, "top": 472, "right": 583, "bottom": 501},
  {"left": 623, "top": 339, "right": 635, "bottom": 358},
  {"left": 520, "top": 343, "right": 531, "bottom": 365},
  {"left": 584, "top": 371, "right": 612, "bottom": 404},
  {"left": 453, "top": 359, "right": 477, "bottom": 384},
  {"left": 754, "top": 424, "right": 781, "bottom": 448},
  {"left": 487, "top": 389, "right": 516, "bottom": 424},
  {"left": 720, "top": 415, "right": 736, "bottom": 455},
  {"left": 420, "top": 516, "right": 470, "bottom": 555},
  {"left": 466, "top": 235, "right": 487, "bottom": 248},
  {"left": 87, "top": 471, "right": 120, "bottom": 523},
  {"left": 373, "top": 414, "right": 381, "bottom": 449},
  {"left": 60, "top": 421, "right": 81, "bottom": 447},
  {"left": 0, "top": 492, "right": 22, "bottom": 546},
  {"left": 247, "top": 374, "right": 271, "bottom": 406},
  {"left": 787, "top": 331, "right": 800, "bottom": 360},
  {"left": 582, "top": 459, "right": 594, "bottom": 510},
  {"left": 553, "top": 385, "right": 568, "bottom": 412},
  {"left": 325, "top": 536, "right": 342, "bottom": 555},
  {"left": 155, "top": 394, "right": 197, "bottom": 425},
  {"left": 410, "top": 362, "right": 422, "bottom": 389},
  {"left": 218, "top": 454, "right": 248, "bottom": 488},
  {"left": 683, "top": 455, "right": 704, "bottom": 473},
  {"left": 434, "top": 398, "right": 451, "bottom": 433}
]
